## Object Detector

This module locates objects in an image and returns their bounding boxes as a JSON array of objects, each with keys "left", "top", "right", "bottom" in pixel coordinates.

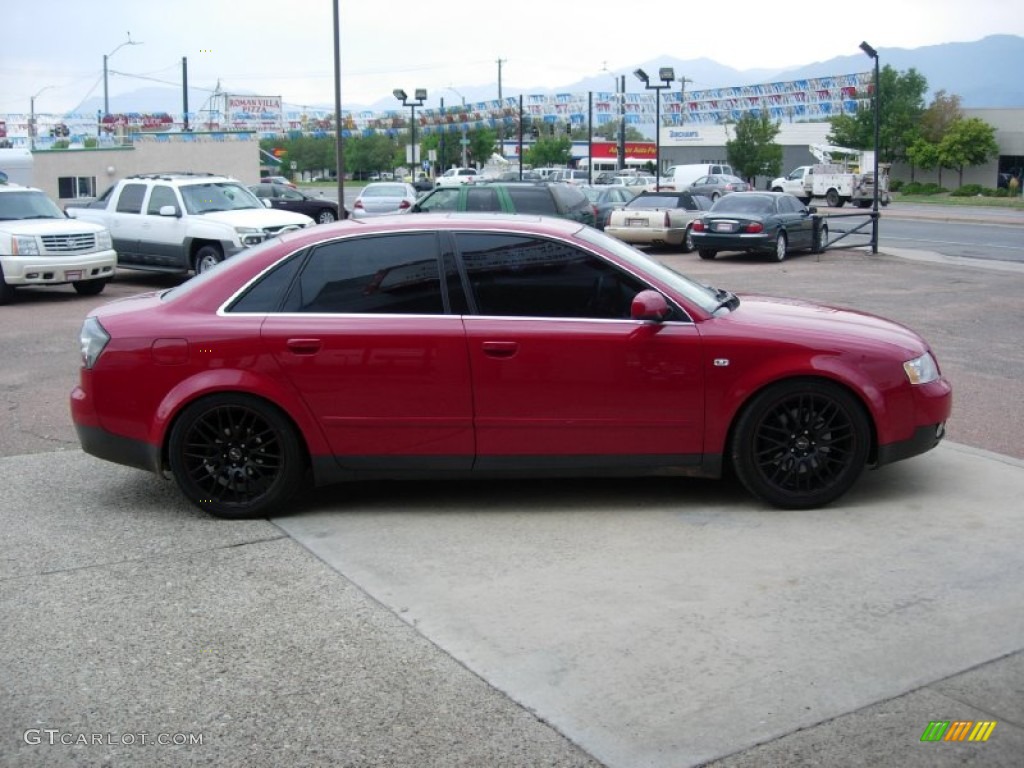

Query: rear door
[{"left": 261, "top": 232, "right": 475, "bottom": 469}]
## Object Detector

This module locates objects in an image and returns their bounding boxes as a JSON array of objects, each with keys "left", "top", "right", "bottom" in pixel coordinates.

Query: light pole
[
  {"left": 394, "top": 88, "right": 427, "bottom": 178},
  {"left": 859, "top": 41, "right": 880, "bottom": 254},
  {"left": 29, "top": 86, "right": 55, "bottom": 150},
  {"left": 103, "top": 34, "right": 143, "bottom": 117},
  {"left": 635, "top": 67, "right": 675, "bottom": 188},
  {"left": 446, "top": 87, "right": 468, "bottom": 168}
]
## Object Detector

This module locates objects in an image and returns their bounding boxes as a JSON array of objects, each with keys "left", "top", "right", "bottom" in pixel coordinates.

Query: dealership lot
[{"left": 1, "top": 237, "right": 1023, "bottom": 767}]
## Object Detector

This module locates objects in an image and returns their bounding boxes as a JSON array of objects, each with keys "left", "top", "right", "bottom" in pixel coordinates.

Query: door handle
[
  {"left": 286, "top": 338, "right": 322, "bottom": 355},
  {"left": 482, "top": 340, "right": 518, "bottom": 358}
]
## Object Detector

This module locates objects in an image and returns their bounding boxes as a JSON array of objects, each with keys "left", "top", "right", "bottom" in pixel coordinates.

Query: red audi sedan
[{"left": 71, "top": 214, "right": 951, "bottom": 518}]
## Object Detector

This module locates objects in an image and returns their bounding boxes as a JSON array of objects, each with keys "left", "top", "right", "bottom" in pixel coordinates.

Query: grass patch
[{"left": 893, "top": 192, "right": 1024, "bottom": 210}]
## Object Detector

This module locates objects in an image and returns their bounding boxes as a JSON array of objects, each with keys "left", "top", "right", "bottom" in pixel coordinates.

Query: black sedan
[
  {"left": 579, "top": 184, "right": 636, "bottom": 229},
  {"left": 249, "top": 183, "right": 344, "bottom": 224},
  {"left": 689, "top": 192, "right": 825, "bottom": 262}
]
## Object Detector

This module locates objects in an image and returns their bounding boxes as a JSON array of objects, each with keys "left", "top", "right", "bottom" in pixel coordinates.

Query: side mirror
[
  {"left": 630, "top": 289, "right": 671, "bottom": 322},
  {"left": 158, "top": 205, "right": 181, "bottom": 218}
]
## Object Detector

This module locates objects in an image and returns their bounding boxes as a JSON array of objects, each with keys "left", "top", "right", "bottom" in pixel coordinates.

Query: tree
[
  {"left": 524, "top": 135, "right": 572, "bottom": 167},
  {"left": 827, "top": 65, "right": 928, "bottom": 164},
  {"left": 906, "top": 137, "right": 941, "bottom": 185},
  {"left": 467, "top": 128, "right": 498, "bottom": 169},
  {"left": 726, "top": 112, "right": 783, "bottom": 184},
  {"left": 937, "top": 117, "right": 1000, "bottom": 187},
  {"left": 919, "top": 90, "right": 962, "bottom": 143},
  {"left": 593, "top": 121, "right": 646, "bottom": 142}
]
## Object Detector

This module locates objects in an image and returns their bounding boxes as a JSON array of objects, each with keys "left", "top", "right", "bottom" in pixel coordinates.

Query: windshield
[
  {"left": 180, "top": 182, "right": 263, "bottom": 214},
  {"left": 0, "top": 190, "right": 64, "bottom": 220},
  {"left": 576, "top": 227, "right": 721, "bottom": 314}
]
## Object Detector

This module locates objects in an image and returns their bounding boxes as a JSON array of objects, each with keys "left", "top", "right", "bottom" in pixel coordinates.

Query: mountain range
[{"left": 81, "top": 34, "right": 1024, "bottom": 117}]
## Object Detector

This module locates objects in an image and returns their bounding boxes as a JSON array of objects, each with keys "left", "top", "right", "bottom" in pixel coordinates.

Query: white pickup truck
[
  {"left": 771, "top": 145, "right": 890, "bottom": 208},
  {"left": 66, "top": 172, "right": 313, "bottom": 274}
]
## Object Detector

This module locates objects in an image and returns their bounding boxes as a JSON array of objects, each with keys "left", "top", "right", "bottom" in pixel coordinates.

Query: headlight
[
  {"left": 903, "top": 352, "right": 940, "bottom": 385},
  {"left": 13, "top": 235, "right": 40, "bottom": 255},
  {"left": 235, "top": 227, "right": 265, "bottom": 247},
  {"left": 96, "top": 230, "right": 113, "bottom": 250},
  {"left": 80, "top": 316, "right": 110, "bottom": 369}
]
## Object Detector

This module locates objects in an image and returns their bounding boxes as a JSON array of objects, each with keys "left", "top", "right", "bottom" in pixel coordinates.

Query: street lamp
[
  {"left": 859, "top": 41, "right": 880, "bottom": 254},
  {"left": 29, "top": 86, "right": 55, "bottom": 151},
  {"left": 635, "top": 67, "right": 675, "bottom": 187},
  {"left": 103, "top": 33, "right": 143, "bottom": 117},
  {"left": 394, "top": 88, "right": 427, "bottom": 177}
]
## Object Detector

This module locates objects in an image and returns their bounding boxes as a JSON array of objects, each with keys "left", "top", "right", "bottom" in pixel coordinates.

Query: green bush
[
  {"left": 992, "top": 188, "right": 1009, "bottom": 197},
  {"left": 951, "top": 184, "right": 985, "bottom": 197},
  {"left": 889, "top": 179, "right": 903, "bottom": 192},
  {"left": 901, "top": 181, "right": 947, "bottom": 195}
]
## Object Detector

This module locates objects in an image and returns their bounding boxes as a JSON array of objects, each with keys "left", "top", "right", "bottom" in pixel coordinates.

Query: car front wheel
[
  {"left": 194, "top": 245, "right": 224, "bottom": 274},
  {"left": 317, "top": 210, "right": 336, "bottom": 224},
  {"left": 731, "top": 379, "right": 870, "bottom": 509},
  {"left": 682, "top": 225, "right": 695, "bottom": 253},
  {"left": 168, "top": 394, "right": 305, "bottom": 519}
]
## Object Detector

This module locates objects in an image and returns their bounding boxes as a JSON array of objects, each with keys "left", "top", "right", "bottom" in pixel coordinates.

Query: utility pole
[
  {"left": 679, "top": 76, "right": 693, "bottom": 124},
  {"left": 617, "top": 75, "right": 626, "bottom": 172},
  {"left": 496, "top": 58, "right": 507, "bottom": 160}
]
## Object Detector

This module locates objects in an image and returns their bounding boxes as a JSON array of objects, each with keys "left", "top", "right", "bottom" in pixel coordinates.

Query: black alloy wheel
[
  {"left": 168, "top": 394, "right": 304, "bottom": 518},
  {"left": 731, "top": 380, "right": 870, "bottom": 509}
]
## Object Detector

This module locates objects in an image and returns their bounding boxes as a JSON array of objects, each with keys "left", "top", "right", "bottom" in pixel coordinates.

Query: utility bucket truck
[{"left": 771, "top": 144, "right": 890, "bottom": 208}]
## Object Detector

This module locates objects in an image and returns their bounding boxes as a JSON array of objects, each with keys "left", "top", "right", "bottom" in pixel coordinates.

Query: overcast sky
[{"left": 2, "top": 0, "right": 1021, "bottom": 115}]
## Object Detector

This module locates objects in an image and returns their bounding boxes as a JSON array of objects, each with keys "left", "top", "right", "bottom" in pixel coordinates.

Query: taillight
[
  {"left": 398, "top": 200, "right": 411, "bottom": 210},
  {"left": 744, "top": 222, "right": 764, "bottom": 233},
  {"left": 691, "top": 219, "right": 705, "bottom": 232},
  {"left": 354, "top": 199, "right": 364, "bottom": 209}
]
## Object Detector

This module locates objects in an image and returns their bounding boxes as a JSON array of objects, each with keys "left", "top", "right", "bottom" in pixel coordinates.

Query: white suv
[
  {"left": 0, "top": 181, "right": 116, "bottom": 305},
  {"left": 435, "top": 167, "right": 483, "bottom": 187}
]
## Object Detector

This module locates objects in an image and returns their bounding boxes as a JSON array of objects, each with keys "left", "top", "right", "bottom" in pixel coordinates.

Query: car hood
[
  {"left": 200, "top": 209, "right": 313, "bottom": 227},
  {"left": 1, "top": 217, "right": 107, "bottom": 235},
  {"left": 722, "top": 294, "right": 929, "bottom": 357}
]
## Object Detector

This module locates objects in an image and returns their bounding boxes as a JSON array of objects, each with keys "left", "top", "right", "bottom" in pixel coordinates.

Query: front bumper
[{"left": 1, "top": 249, "right": 117, "bottom": 285}]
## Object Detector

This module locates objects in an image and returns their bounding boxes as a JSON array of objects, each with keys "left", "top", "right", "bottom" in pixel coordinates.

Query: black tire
[
  {"left": 814, "top": 224, "right": 829, "bottom": 254},
  {"left": 317, "top": 210, "right": 336, "bottom": 224},
  {"left": 772, "top": 232, "right": 787, "bottom": 262},
  {"left": 731, "top": 379, "right": 870, "bottom": 509},
  {"left": 856, "top": 200, "right": 872, "bottom": 209},
  {"left": 73, "top": 278, "right": 108, "bottom": 296},
  {"left": 825, "top": 188, "right": 840, "bottom": 208},
  {"left": 193, "top": 245, "right": 224, "bottom": 274},
  {"left": 711, "top": 192, "right": 720, "bottom": 202},
  {"left": 0, "top": 274, "right": 14, "bottom": 305},
  {"left": 698, "top": 249, "right": 716, "bottom": 260},
  {"left": 682, "top": 225, "right": 695, "bottom": 253},
  {"left": 771, "top": 186, "right": 783, "bottom": 193},
  {"left": 799, "top": 197, "right": 812, "bottom": 206},
  {"left": 168, "top": 394, "right": 305, "bottom": 519}
]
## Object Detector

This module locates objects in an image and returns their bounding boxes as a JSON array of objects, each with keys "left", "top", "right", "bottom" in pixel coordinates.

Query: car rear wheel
[
  {"left": 168, "top": 394, "right": 305, "bottom": 519},
  {"left": 317, "top": 210, "right": 336, "bottom": 224},
  {"left": 773, "top": 232, "right": 787, "bottom": 262},
  {"left": 825, "top": 188, "right": 841, "bottom": 208},
  {"left": 698, "top": 249, "right": 716, "bottom": 260},
  {"left": 194, "top": 245, "right": 224, "bottom": 274},
  {"left": 682, "top": 225, "right": 695, "bottom": 253},
  {"left": 73, "top": 278, "right": 109, "bottom": 296},
  {"left": 814, "top": 224, "right": 829, "bottom": 254},
  {"left": 711, "top": 192, "right": 720, "bottom": 202},
  {"left": 731, "top": 379, "right": 870, "bottom": 509}
]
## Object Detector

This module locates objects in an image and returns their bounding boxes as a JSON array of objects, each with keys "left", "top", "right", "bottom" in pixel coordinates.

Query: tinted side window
[
  {"left": 115, "top": 183, "right": 146, "bottom": 213},
  {"left": 417, "top": 188, "right": 460, "bottom": 212},
  {"left": 465, "top": 187, "right": 500, "bottom": 212},
  {"left": 455, "top": 233, "right": 647, "bottom": 319},
  {"left": 549, "top": 184, "right": 587, "bottom": 212},
  {"left": 778, "top": 196, "right": 799, "bottom": 213},
  {"left": 228, "top": 252, "right": 305, "bottom": 312},
  {"left": 284, "top": 234, "right": 444, "bottom": 314},
  {"left": 147, "top": 185, "right": 178, "bottom": 215},
  {"left": 506, "top": 187, "right": 557, "bottom": 215}
]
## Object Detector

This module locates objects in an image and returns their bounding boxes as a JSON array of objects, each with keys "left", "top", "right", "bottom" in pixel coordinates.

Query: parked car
[
  {"left": 435, "top": 167, "right": 484, "bottom": 187},
  {"left": 259, "top": 175, "right": 296, "bottom": 188},
  {"left": 579, "top": 184, "right": 636, "bottom": 229},
  {"left": 604, "top": 190, "right": 712, "bottom": 251},
  {"left": 411, "top": 173, "right": 434, "bottom": 193},
  {"left": 548, "top": 169, "right": 590, "bottom": 185},
  {"left": 688, "top": 174, "right": 752, "bottom": 201},
  {"left": 690, "top": 191, "right": 825, "bottom": 262},
  {"left": 71, "top": 214, "right": 952, "bottom": 518},
  {"left": 411, "top": 182, "right": 596, "bottom": 226},
  {"left": 351, "top": 182, "right": 420, "bottom": 218},
  {"left": 0, "top": 182, "right": 116, "bottom": 304},
  {"left": 249, "top": 183, "right": 343, "bottom": 224}
]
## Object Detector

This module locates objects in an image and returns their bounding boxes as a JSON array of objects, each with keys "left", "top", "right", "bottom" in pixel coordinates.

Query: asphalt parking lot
[{"left": 1, "top": 231, "right": 1022, "bottom": 767}]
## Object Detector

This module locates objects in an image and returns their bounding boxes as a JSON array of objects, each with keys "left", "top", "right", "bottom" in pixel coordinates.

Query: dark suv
[{"left": 410, "top": 182, "right": 596, "bottom": 227}]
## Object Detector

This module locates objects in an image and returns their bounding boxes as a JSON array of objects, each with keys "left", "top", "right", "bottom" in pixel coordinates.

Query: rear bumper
[{"left": 71, "top": 384, "right": 162, "bottom": 474}]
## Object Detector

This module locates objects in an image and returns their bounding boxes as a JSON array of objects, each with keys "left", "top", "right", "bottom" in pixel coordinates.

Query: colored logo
[{"left": 921, "top": 721, "right": 997, "bottom": 742}]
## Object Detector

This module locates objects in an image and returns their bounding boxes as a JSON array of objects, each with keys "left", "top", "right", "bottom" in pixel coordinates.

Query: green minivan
[{"left": 410, "top": 182, "right": 596, "bottom": 227}]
